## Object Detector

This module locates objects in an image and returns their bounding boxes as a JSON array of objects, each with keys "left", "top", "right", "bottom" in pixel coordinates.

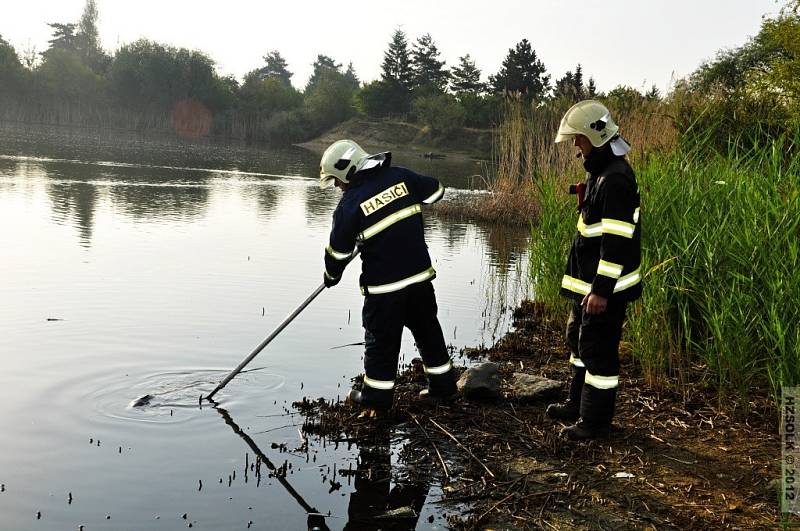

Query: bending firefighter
[
  {"left": 547, "top": 100, "right": 642, "bottom": 440},
  {"left": 319, "top": 140, "right": 457, "bottom": 416}
]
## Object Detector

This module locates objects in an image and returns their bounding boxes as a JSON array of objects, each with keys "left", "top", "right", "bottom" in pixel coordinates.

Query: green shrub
[
  {"left": 411, "top": 93, "right": 466, "bottom": 137},
  {"left": 355, "top": 80, "right": 410, "bottom": 118}
]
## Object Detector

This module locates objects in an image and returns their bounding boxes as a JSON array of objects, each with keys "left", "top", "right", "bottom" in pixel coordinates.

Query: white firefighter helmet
[
  {"left": 555, "top": 100, "right": 621, "bottom": 148},
  {"left": 319, "top": 139, "right": 370, "bottom": 189}
]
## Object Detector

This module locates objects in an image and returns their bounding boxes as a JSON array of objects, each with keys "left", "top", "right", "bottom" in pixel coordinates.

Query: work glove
[{"left": 323, "top": 272, "right": 340, "bottom": 288}]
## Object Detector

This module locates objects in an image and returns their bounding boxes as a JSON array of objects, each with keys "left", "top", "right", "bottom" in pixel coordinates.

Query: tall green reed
[{"left": 530, "top": 127, "right": 800, "bottom": 403}]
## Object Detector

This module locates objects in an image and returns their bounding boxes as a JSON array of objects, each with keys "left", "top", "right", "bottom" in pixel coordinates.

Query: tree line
[{"left": 0, "top": 1, "right": 666, "bottom": 145}]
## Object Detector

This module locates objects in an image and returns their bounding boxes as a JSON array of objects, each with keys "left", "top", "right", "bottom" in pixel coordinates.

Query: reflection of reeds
[{"left": 425, "top": 213, "right": 531, "bottom": 346}]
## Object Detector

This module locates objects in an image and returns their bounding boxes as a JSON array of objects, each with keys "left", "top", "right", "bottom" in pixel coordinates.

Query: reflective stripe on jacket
[
  {"left": 560, "top": 147, "right": 642, "bottom": 302},
  {"left": 324, "top": 165, "right": 443, "bottom": 294}
]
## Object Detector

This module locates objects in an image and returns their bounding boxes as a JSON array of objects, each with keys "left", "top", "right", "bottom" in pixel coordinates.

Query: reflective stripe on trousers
[
  {"left": 424, "top": 360, "right": 452, "bottom": 375},
  {"left": 363, "top": 375, "right": 395, "bottom": 390},
  {"left": 584, "top": 372, "right": 618, "bottom": 389},
  {"left": 360, "top": 280, "right": 455, "bottom": 407}
]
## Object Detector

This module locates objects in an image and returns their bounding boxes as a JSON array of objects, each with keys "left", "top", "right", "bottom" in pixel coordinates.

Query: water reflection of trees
[
  {"left": 303, "top": 184, "right": 339, "bottom": 229},
  {"left": 108, "top": 169, "right": 210, "bottom": 223},
  {"left": 426, "top": 212, "right": 531, "bottom": 345},
  {"left": 476, "top": 222, "right": 530, "bottom": 343},
  {"left": 249, "top": 179, "right": 285, "bottom": 221},
  {"left": 478, "top": 222, "right": 530, "bottom": 277},
  {"left": 48, "top": 181, "right": 98, "bottom": 247},
  {"left": 428, "top": 213, "right": 530, "bottom": 277},
  {"left": 44, "top": 161, "right": 104, "bottom": 248}
]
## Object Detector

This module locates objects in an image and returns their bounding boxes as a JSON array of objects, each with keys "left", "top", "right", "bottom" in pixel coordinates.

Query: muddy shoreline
[{"left": 295, "top": 300, "right": 785, "bottom": 529}]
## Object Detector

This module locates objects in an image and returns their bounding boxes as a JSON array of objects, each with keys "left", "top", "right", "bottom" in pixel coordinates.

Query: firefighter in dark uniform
[
  {"left": 546, "top": 101, "right": 642, "bottom": 440},
  {"left": 319, "top": 139, "right": 457, "bottom": 416}
]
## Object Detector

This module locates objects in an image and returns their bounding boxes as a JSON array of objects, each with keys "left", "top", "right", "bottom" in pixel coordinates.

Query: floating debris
[
  {"left": 131, "top": 394, "right": 153, "bottom": 408},
  {"left": 328, "top": 479, "right": 341, "bottom": 493},
  {"left": 375, "top": 506, "right": 417, "bottom": 519}
]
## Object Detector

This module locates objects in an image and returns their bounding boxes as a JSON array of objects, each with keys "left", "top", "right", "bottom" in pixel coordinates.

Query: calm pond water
[{"left": 0, "top": 125, "right": 529, "bottom": 530}]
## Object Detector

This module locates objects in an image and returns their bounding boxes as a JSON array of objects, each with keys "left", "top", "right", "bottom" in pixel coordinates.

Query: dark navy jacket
[
  {"left": 324, "top": 164, "right": 444, "bottom": 295},
  {"left": 560, "top": 146, "right": 642, "bottom": 302}
]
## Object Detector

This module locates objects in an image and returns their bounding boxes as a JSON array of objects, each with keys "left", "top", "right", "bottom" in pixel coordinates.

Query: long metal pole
[
  {"left": 204, "top": 249, "right": 358, "bottom": 401},
  {"left": 204, "top": 283, "right": 325, "bottom": 401}
]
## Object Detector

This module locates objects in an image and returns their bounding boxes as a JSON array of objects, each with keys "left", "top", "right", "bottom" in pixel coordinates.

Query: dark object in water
[
  {"left": 46, "top": 318, "right": 64, "bottom": 322},
  {"left": 422, "top": 152, "right": 445, "bottom": 159},
  {"left": 130, "top": 394, "right": 153, "bottom": 408}
]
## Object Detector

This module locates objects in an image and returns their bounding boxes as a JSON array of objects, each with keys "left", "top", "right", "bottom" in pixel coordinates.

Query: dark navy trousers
[{"left": 360, "top": 281, "right": 456, "bottom": 407}]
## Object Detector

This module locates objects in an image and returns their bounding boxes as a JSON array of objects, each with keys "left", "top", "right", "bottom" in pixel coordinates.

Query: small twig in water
[
  {"left": 428, "top": 418, "right": 495, "bottom": 478},
  {"left": 478, "top": 492, "right": 515, "bottom": 522},
  {"left": 410, "top": 414, "right": 450, "bottom": 481}
]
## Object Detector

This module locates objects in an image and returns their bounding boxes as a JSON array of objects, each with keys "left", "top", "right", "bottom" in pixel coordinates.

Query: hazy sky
[{"left": 2, "top": 0, "right": 780, "bottom": 93}]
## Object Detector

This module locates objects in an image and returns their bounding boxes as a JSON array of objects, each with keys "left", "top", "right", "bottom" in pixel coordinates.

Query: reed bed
[
  {"left": 0, "top": 96, "right": 299, "bottom": 142},
  {"left": 529, "top": 127, "right": 800, "bottom": 402},
  {"left": 434, "top": 98, "right": 675, "bottom": 225}
]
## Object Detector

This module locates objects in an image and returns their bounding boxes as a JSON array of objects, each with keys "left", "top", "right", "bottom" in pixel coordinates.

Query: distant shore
[{"left": 297, "top": 118, "right": 493, "bottom": 162}]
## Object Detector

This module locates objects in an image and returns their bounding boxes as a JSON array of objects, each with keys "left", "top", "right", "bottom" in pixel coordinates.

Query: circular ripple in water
[{"left": 88, "top": 367, "right": 285, "bottom": 424}]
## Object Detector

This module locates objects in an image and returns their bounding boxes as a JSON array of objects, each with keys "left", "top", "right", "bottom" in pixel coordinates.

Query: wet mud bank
[{"left": 295, "top": 301, "right": 782, "bottom": 530}]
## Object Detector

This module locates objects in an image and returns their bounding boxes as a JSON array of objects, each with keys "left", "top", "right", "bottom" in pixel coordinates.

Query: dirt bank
[
  {"left": 297, "top": 118, "right": 492, "bottom": 161},
  {"left": 295, "top": 301, "right": 785, "bottom": 530}
]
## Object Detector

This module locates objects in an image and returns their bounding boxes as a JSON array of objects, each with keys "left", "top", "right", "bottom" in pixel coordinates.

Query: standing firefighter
[
  {"left": 319, "top": 140, "right": 457, "bottom": 417},
  {"left": 546, "top": 100, "right": 642, "bottom": 440}
]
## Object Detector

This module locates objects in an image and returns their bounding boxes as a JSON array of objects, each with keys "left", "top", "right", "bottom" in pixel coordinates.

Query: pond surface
[{"left": 0, "top": 124, "right": 529, "bottom": 530}]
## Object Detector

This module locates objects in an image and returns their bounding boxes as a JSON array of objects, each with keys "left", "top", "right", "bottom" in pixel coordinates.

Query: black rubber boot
[
  {"left": 563, "top": 386, "right": 616, "bottom": 441},
  {"left": 418, "top": 387, "right": 458, "bottom": 405},
  {"left": 346, "top": 388, "right": 364, "bottom": 406},
  {"left": 546, "top": 365, "right": 585, "bottom": 422},
  {"left": 346, "top": 388, "right": 389, "bottom": 417},
  {"left": 563, "top": 418, "right": 609, "bottom": 440}
]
